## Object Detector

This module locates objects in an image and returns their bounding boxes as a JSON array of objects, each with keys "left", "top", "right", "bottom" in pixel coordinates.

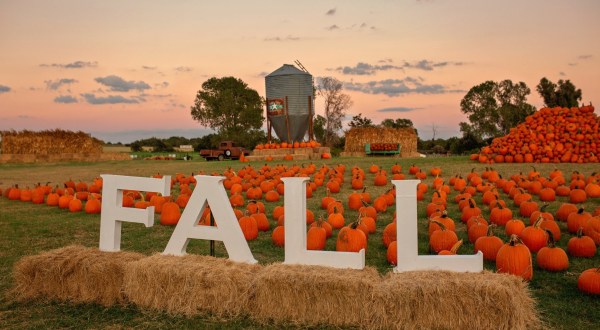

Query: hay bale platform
[
  {"left": 12, "top": 246, "right": 540, "bottom": 329},
  {"left": 247, "top": 147, "right": 330, "bottom": 162}
]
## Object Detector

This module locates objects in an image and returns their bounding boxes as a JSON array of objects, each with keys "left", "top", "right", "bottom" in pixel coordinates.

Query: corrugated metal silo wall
[{"left": 266, "top": 74, "right": 313, "bottom": 142}]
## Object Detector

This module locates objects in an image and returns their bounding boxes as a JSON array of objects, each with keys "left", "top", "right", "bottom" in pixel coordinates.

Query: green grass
[{"left": 1, "top": 156, "right": 599, "bottom": 329}]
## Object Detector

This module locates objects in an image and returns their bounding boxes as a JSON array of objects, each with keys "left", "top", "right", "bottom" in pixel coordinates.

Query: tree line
[{"left": 128, "top": 75, "right": 583, "bottom": 155}]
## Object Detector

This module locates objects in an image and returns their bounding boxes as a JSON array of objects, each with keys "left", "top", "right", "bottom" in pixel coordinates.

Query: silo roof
[{"left": 266, "top": 64, "right": 310, "bottom": 77}]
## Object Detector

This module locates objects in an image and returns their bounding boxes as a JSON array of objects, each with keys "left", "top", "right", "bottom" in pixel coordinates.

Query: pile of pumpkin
[
  {"left": 370, "top": 143, "right": 399, "bottom": 152},
  {"left": 254, "top": 140, "right": 320, "bottom": 150},
  {"left": 2, "top": 163, "right": 600, "bottom": 295},
  {"left": 471, "top": 104, "right": 599, "bottom": 163}
]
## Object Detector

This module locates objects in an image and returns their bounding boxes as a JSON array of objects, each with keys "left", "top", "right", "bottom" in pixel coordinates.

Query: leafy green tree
[
  {"left": 536, "top": 78, "right": 582, "bottom": 108},
  {"left": 460, "top": 80, "right": 535, "bottom": 141},
  {"left": 190, "top": 76, "right": 264, "bottom": 143},
  {"left": 348, "top": 113, "right": 374, "bottom": 128}
]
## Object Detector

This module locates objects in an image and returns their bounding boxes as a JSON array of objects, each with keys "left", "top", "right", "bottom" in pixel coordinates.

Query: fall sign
[{"left": 99, "top": 175, "right": 483, "bottom": 272}]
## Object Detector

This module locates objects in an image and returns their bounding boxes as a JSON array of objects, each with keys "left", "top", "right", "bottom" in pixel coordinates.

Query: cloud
[
  {"left": 54, "top": 95, "right": 78, "bottom": 103},
  {"left": 578, "top": 55, "right": 593, "bottom": 60},
  {"left": 325, "top": 8, "right": 336, "bottom": 15},
  {"left": 559, "top": 71, "right": 566, "bottom": 76},
  {"left": 264, "top": 35, "right": 301, "bottom": 41},
  {"left": 404, "top": 59, "right": 465, "bottom": 70},
  {"left": 257, "top": 71, "right": 269, "bottom": 77},
  {"left": 334, "top": 62, "right": 403, "bottom": 75},
  {"left": 332, "top": 60, "right": 465, "bottom": 75},
  {"left": 175, "top": 66, "right": 193, "bottom": 72},
  {"left": 40, "top": 61, "right": 98, "bottom": 69},
  {"left": 81, "top": 93, "right": 139, "bottom": 104},
  {"left": 94, "top": 75, "right": 151, "bottom": 92},
  {"left": 154, "top": 81, "right": 169, "bottom": 88},
  {"left": 326, "top": 24, "right": 340, "bottom": 30},
  {"left": 45, "top": 78, "right": 78, "bottom": 90},
  {"left": 376, "top": 107, "right": 423, "bottom": 113},
  {"left": 0, "top": 85, "right": 10, "bottom": 93},
  {"left": 142, "top": 65, "right": 157, "bottom": 70},
  {"left": 568, "top": 63, "right": 577, "bottom": 67},
  {"left": 18, "top": 115, "right": 32, "bottom": 119},
  {"left": 343, "top": 78, "right": 464, "bottom": 97}
]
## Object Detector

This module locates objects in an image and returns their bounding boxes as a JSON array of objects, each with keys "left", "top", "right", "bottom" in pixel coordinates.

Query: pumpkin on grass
[
  {"left": 496, "top": 235, "right": 533, "bottom": 281},
  {"left": 568, "top": 228, "right": 597, "bottom": 257},
  {"left": 336, "top": 221, "right": 367, "bottom": 252},
  {"left": 578, "top": 267, "right": 600, "bottom": 295},
  {"left": 429, "top": 221, "right": 459, "bottom": 253},
  {"left": 537, "top": 230, "right": 569, "bottom": 272},
  {"left": 474, "top": 225, "right": 504, "bottom": 261}
]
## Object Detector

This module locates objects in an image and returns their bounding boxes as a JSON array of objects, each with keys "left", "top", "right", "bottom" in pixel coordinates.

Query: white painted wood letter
[{"left": 99, "top": 174, "right": 170, "bottom": 251}]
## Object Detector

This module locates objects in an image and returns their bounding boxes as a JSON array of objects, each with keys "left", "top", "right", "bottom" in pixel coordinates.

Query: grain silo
[{"left": 265, "top": 63, "right": 314, "bottom": 143}]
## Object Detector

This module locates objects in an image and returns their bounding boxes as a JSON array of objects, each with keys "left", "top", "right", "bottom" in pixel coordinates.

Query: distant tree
[
  {"left": 536, "top": 78, "right": 582, "bottom": 108},
  {"left": 318, "top": 77, "right": 353, "bottom": 146},
  {"left": 348, "top": 113, "right": 374, "bottom": 128},
  {"left": 313, "top": 114, "right": 327, "bottom": 144},
  {"left": 380, "top": 118, "right": 418, "bottom": 135},
  {"left": 460, "top": 80, "right": 535, "bottom": 141},
  {"left": 190, "top": 76, "right": 264, "bottom": 143}
]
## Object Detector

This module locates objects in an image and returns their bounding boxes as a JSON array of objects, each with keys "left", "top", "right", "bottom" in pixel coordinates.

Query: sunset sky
[{"left": 1, "top": 0, "right": 598, "bottom": 143}]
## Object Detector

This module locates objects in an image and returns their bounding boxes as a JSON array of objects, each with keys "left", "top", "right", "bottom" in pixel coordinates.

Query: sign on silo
[{"left": 265, "top": 64, "right": 313, "bottom": 143}]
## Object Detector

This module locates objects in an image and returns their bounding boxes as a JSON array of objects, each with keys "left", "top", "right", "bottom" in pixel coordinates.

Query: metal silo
[{"left": 265, "top": 63, "right": 314, "bottom": 143}]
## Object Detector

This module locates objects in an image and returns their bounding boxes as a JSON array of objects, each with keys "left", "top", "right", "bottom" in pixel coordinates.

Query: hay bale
[
  {"left": 11, "top": 245, "right": 144, "bottom": 306},
  {"left": 344, "top": 127, "right": 417, "bottom": 157},
  {"left": 369, "top": 271, "right": 541, "bottom": 330},
  {"left": 250, "top": 263, "right": 381, "bottom": 327},
  {"left": 0, "top": 129, "right": 103, "bottom": 155},
  {"left": 123, "top": 254, "right": 260, "bottom": 317}
]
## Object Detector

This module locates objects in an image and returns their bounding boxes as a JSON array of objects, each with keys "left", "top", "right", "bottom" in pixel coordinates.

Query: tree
[
  {"left": 190, "top": 77, "right": 264, "bottom": 144},
  {"left": 536, "top": 78, "right": 582, "bottom": 108},
  {"left": 348, "top": 113, "right": 374, "bottom": 128},
  {"left": 313, "top": 114, "right": 327, "bottom": 144},
  {"left": 460, "top": 80, "right": 535, "bottom": 141},
  {"left": 380, "top": 118, "right": 418, "bottom": 135},
  {"left": 318, "top": 77, "right": 353, "bottom": 146}
]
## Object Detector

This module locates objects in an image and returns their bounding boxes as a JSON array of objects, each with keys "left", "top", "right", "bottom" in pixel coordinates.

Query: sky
[{"left": 1, "top": 0, "right": 599, "bottom": 143}]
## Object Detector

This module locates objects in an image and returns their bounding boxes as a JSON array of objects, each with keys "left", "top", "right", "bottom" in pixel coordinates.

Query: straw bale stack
[
  {"left": 0, "top": 129, "right": 103, "bottom": 155},
  {"left": 344, "top": 127, "right": 418, "bottom": 157}
]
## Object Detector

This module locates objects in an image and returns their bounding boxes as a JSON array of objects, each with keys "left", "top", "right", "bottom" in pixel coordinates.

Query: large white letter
[
  {"left": 282, "top": 177, "right": 365, "bottom": 269},
  {"left": 163, "top": 175, "right": 257, "bottom": 264},
  {"left": 99, "top": 174, "right": 170, "bottom": 252},
  {"left": 392, "top": 180, "right": 483, "bottom": 272}
]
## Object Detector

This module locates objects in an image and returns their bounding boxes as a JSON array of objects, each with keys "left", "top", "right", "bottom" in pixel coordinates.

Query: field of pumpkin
[{"left": 0, "top": 156, "right": 599, "bottom": 328}]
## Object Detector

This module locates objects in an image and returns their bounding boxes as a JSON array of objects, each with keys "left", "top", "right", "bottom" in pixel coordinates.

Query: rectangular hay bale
[
  {"left": 369, "top": 271, "right": 541, "bottom": 330},
  {"left": 11, "top": 245, "right": 145, "bottom": 306},
  {"left": 123, "top": 254, "right": 261, "bottom": 318},
  {"left": 249, "top": 263, "right": 381, "bottom": 327}
]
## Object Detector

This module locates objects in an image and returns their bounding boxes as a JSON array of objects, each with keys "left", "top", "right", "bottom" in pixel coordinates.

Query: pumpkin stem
[
  {"left": 545, "top": 229, "right": 556, "bottom": 248},
  {"left": 450, "top": 239, "right": 463, "bottom": 254}
]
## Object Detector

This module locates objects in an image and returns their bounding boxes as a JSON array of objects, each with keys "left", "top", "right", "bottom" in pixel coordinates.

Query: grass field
[{"left": 1, "top": 156, "right": 599, "bottom": 329}]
